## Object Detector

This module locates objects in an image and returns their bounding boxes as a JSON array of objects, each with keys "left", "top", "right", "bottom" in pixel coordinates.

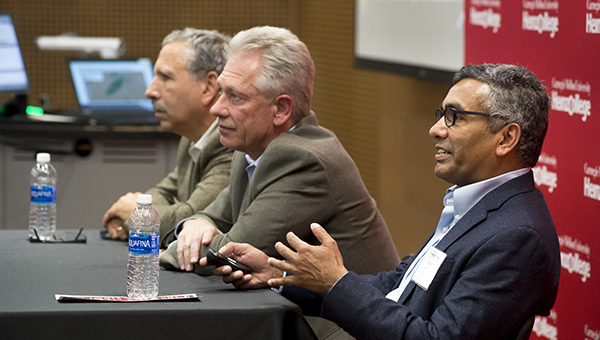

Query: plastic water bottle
[
  {"left": 127, "top": 194, "right": 160, "bottom": 298},
  {"left": 29, "top": 152, "right": 57, "bottom": 241}
]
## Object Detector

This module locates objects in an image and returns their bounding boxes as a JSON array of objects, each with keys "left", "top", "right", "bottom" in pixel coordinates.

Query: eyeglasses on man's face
[{"left": 435, "top": 106, "right": 490, "bottom": 127}]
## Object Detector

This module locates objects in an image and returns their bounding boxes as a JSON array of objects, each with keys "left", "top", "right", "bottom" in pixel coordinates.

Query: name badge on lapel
[{"left": 411, "top": 247, "right": 447, "bottom": 291}]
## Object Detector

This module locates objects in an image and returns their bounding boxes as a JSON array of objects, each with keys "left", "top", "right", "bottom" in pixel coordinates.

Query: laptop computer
[{"left": 67, "top": 58, "right": 158, "bottom": 125}]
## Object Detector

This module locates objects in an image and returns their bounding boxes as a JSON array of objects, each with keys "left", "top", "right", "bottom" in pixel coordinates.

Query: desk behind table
[
  {"left": 0, "top": 229, "right": 317, "bottom": 340},
  {"left": 0, "top": 118, "right": 180, "bottom": 231}
]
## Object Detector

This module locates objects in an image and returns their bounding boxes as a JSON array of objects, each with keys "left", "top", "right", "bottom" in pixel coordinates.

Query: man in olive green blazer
[
  {"left": 102, "top": 29, "right": 233, "bottom": 246},
  {"left": 161, "top": 26, "right": 399, "bottom": 278},
  {"left": 162, "top": 25, "right": 398, "bottom": 340},
  {"left": 161, "top": 112, "right": 400, "bottom": 277}
]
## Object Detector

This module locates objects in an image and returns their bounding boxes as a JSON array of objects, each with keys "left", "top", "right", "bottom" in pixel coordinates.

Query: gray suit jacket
[
  {"left": 144, "top": 128, "right": 233, "bottom": 248},
  {"left": 315, "top": 172, "right": 560, "bottom": 340},
  {"left": 161, "top": 112, "right": 400, "bottom": 276}
]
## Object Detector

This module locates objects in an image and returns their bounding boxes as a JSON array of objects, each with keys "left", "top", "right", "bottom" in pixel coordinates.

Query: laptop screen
[{"left": 68, "top": 58, "right": 154, "bottom": 114}]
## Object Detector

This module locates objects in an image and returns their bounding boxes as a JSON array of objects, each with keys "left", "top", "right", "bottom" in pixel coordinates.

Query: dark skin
[{"left": 199, "top": 223, "right": 348, "bottom": 293}]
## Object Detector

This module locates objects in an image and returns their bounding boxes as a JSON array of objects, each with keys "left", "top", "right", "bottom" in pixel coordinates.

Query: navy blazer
[{"left": 295, "top": 172, "right": 560, "bottom": 340}]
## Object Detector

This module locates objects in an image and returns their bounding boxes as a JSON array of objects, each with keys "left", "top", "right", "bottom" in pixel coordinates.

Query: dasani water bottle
[
  {"left": 29, "top": 152, "right": 57, "bottom": 241},
  {"left": 127, "top": 194, "right": 160, "bottom": 298}
]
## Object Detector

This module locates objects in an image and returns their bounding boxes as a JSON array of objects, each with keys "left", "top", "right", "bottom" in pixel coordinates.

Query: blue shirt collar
[{"left": 244, "top": 154, "right": 262, "bottom": 181}]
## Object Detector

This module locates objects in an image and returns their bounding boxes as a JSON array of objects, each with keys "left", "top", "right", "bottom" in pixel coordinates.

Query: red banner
[{"left": 465, "top": 0, "right": 600, "bottom": 338}]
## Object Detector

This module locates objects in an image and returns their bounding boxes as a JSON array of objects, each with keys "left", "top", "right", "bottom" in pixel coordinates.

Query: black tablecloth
[{"left": 0, "top": 230, "right": 317, "bottom": 340}]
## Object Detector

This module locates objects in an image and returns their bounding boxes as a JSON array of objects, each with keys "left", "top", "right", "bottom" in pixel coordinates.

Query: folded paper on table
[{"left": 55, "top": 293, "right": 200, "bottom": 302}]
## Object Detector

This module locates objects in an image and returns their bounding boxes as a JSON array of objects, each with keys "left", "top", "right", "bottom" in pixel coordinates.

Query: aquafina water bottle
[
  {"left": 29, "top": 152, "right": 57, "bottom": 241},
  {"left": 126, "top": 194, "right": 160, "bottom": 298}
]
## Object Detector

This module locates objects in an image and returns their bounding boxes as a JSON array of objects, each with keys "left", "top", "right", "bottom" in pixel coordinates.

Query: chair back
[{"left": 514, "top": 315, "right": 535, "bottom": 340}]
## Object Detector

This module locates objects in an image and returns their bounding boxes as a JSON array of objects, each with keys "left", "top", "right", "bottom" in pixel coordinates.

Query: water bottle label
[
  {"left": 31, "top": 185, "right": 56, "bottom": 204},
  {"left": 129, "top": 232, "right": 159, "bottom": 255}
]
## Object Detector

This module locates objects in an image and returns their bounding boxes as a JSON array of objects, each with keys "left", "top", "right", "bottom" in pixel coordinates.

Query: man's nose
[
  {"left": 429, "top": 117, "right": 447, "bottom": 139},
  {"left": 210, "top": 93, "right": 227, "bottom": 117},
  {"left": 145, "top": 77, "right": 159, "bottom": 99}
]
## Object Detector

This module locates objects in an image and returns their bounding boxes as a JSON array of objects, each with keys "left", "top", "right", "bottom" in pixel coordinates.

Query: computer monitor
[{"left": 0, "top": 12, "right": 30, "bottom": 94}]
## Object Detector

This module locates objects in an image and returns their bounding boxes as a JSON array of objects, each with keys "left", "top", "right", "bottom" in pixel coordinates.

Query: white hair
[{"left": 229, "top": 26, "right": 315, "bottom": 122}]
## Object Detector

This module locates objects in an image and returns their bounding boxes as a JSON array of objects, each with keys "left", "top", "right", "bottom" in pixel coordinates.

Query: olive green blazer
[{"left": 161, "top": 112, "right": 399, "bottom": 276}]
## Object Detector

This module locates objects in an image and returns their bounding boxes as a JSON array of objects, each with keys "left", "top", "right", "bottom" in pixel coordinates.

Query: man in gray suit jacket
[
  {"left": 102, "top": 29, "right": 233, "bottom": 247},
  {"left": 161, "top": 26, "right": 399, "bottom": 278},
  {"left": 210, "top": 64, "right": 561, "bottom": 340}
]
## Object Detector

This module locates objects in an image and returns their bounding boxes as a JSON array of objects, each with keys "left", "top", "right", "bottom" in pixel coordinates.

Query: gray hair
[
  {"left": 162, "top": 28, "right": 231, "bottom": 81},
  {"left": 229, "top": 26, "right": 315, "bottom": 122},
  {"left": 453, "top": 64, "right": 550, "bottom": 167}
]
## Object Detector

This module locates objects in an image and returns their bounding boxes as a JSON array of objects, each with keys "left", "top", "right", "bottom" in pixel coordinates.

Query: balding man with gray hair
[{"left": 102, "top": 28, "right": 234, "bottom": 247}]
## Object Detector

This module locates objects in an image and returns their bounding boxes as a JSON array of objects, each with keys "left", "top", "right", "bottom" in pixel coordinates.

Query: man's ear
[
  {"left": 496, "top": 123, "right": 521, "bottom": 157},
  {"left": 201, "top": 71, "right": 219, "bottom": 106},
  {"left": 272, "top": 94, "right": 293, "bottom": 127}
]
